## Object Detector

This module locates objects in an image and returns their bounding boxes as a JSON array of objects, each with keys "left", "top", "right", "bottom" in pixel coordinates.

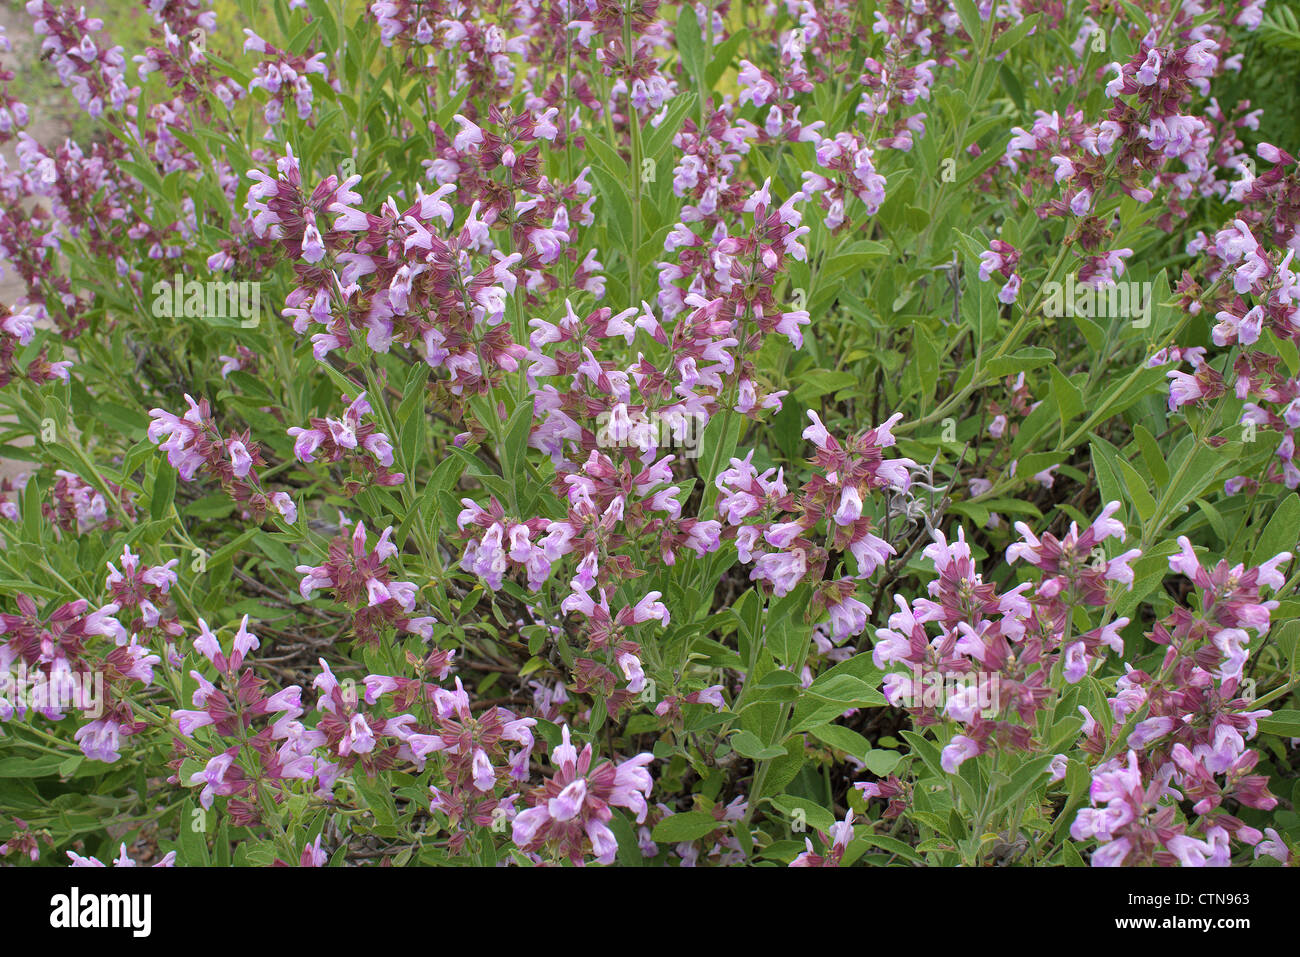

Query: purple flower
[{"left": 940, "top": 735, "right": 980, "bottom": 773}]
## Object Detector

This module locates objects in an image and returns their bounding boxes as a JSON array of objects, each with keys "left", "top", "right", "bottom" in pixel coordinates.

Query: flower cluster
[
  {"left": 26, "top": 0, "right": 134, "bottom": 118},
  {"left": 148, "top": 394, "right": 296, "bottom": 522},
  {"left": 44, "top": 469, "right": 135, "bottom": 535},
  {"left": 67, "top": 843, "right": 177, "bottom": 867},
  {"left": 871, "top": 503, "right": 1139, "bottom": 776},
  {"left": 1069, "top": 540, "right": 1289, "bottom": 866},
  {"left": 512, "top": 725, "right": 654, "bottom": 865},
  {"left": 2, "top": 0, "right": 1297, "bottom": 873},
  {"left": 243, "top": 29, "right": 330, "bottom": 128},
  {"left": 0, "top": 303, "right": 70, "bottom": 386},
  {"left": 172, "top": 616, "right": 325, "bottom": 822},
  {"left": 717, "top": 412, "right": 912, "bottom": 644},
  {"left": 288, "top": 392, "right": 404, "bottom": 489},
  {"left": 104, "top": 545, "right": 184, "bottom": 657},
  {"left": 296, "top": 520, "right": 434, "bottom": 644},
  {"left": 0, "top": 593, "right": 157, "bottom": 763}
]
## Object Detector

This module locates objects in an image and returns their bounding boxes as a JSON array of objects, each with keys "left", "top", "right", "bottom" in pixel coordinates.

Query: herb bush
[{"left": 0, "top": 0, "right": 1296, "bottom": 868}]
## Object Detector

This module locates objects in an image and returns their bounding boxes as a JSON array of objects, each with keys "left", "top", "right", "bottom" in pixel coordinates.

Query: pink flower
[
  {"left": 451, "top": 114, "right": 482, "bottom": 152},
  {"left": 1167, "top": 370, "right": 1204, "bottom": 410},
  {"left": 751, "top": 549, "right": 808, "bottom": 597},
  {"left": 630, "top": 591, "right": 670, "bottom": 626},
  {"left": 940, "top": 735, "right": 981, "bottom": 773},
  {"left": 1136, "top": 48, "right": 1162, "bottom": 85},
  {"left": 228, "top": 440, "right": 253, "bottom": 477},
  {"left": 827, "top": 595, "right": 870, "bottom": 642},
  {"left": 511, "top": 726, "right": 654, "bottom": 865},
  {"left": 1127, "top": 716, "right": 1174, "bottom": 750},
  {"left": 834, "top": 486, "right": 863, "bottom": 525}
]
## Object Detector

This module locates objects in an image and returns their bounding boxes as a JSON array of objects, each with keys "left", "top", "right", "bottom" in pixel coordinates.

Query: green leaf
[
  {"left": 991, "top": 13, "right": 1040, "bottom": 54},
  {"left": 1274, "top": 619, "right": 1300, "bottom": 671},
  {"left": 863, "top": 749, "right": 903, "bottom": 777},
  {"left": 120, "top": 440, "right": 154, "bottom": 484},
  {"left": 792, "top": 369, "right": 858, "bottom": 403},
  {"left": 899, "top": 730, "right": 945, "bottom": 779},
  {"left": 760, "top": 738, "right": 808, "bottom": 799},
  {"left": 705, "top": 29, "right": 748, "bottom": 86},
  {"left": 1158, "top": 435, "right": 1229, "bottom": 530},
  {"left": 254, "top": 531, "right": 296, "bottom": 570},
  {"left": 985, "top": 346, "right": 1055, "bottom": 378},
  {"left": 1116, "top": 457, "right": 1157, "bottom": 524},
  {"left": 118, "top": 158, "right": 165, "bottom": 197},
  {"left": 1131, "top": 424, "right": 1169, "bottom": 486},
  {"left": 1089, "top": 436, "right": 1127, "bottom": 522},
  {"left": 952, "top": 0, "right": 983, "bottom": 49},
  {"left": 1118, "top": 0, "right": 1152, "bottom": 27},
  {"left": 1252, "top": 493, "right": 1300, "bottom": 565},
  {"left": 1048, "top": 366, "right": 1085, "bottom": 431},
  {"left": 1194, "top": 497, "right": 1229, "bottom": 547},
  {"left": 1053, "top": 759, "right": 1092, "bottom": 843},
  {"left": 58, "top": 754, "right": 84, "bottom": 778},
  {"left": 731, "top": 588, "right": 762, "bottom": 663},
  {"left": 803, "top": 674, "right": 883, "bottom": 707},
  {"left": 644, "top": 93, "right": 697, "bottom": 160},
  {"left": 764, "top": 584, "right": 810, "bottom": 667},
  {"left": 675, "top": 5, "right": 706, "bottom": 85},
  {"left": 355, "top": 776, "right": 397, "bottom": 830},
  {"left": 206, "top": 528, "right": 259, "bottom": 568},
  {"left": 501, "top": 401, "right": 534, "bottom": 485},
  {"left": 184, "top": 495, "right": 236, "bottom": 520},
  {"left": 1112, "top": 542, "right": 1176, "bottom": 618},
  {"left": 1062, "top": 840, "right": 1086, "bottom": 867},
  {"left": 178, "top": 798, "right": 211, "bottom": 866},
  {"left": 756, "top": 670, "right": 802, "bottom": 687},
  {"left": 150, "top": 462, "right": 177, "bottom": 521},
  {"left": 1259, "top": 710, "right": 1300, "bottom": 737},
  {"left": 790, "top": 660, "right": 885, "bottom": 731},
  {"left": 588, "top": 165, "right": 634, "bottom": 246},
  {"left": 1071, "top": 312, "right": 1105, "bottom": 352},
  {"left": 1047, "top": 717, "right": 1086, "bottom": 755},
  {"left": 817, "top": 241, "right": 891, "bottom": 283},
  {"left": 0, "top": 755, "right": 66, "bottom": 777},
  {"left": 585, "top": 134, "right": 629, "bottom": 179},
  {"left": 992, "top": 754, "right": 1055, "bottom": 814},
  {"left": 608, "top": 810, "right": 645, "bottom": 866},
  {"left": 769, "top": 794, "right": 836, "bottom": 834},
  {"left": 854, "top": 832, "right": 926, "bottom": 864},
  {"left": 1010, "top": 399, "right": 1059, "bottom": 458},
  {"left": 652, "top": 810, "right": 720, "bottom": 843},
  {"left": 998, "top": 62, "right": 1025, "bottom": 111},
  {"left": 21, "top": 472, "right": 44, "bottom": 542},
  {"left": 94, "top": 402, "right": 150, "bottom": 438},
  {"left": 731, "top": 730, "right": 787, "bottom": 759},
  {"left": 808, "top": 724, "right": 871, "bottom": 761}
]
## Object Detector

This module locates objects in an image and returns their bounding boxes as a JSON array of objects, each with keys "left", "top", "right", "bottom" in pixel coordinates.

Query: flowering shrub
[{"left": 0, "top": 0, "right": 1296, "bottom": 869}]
